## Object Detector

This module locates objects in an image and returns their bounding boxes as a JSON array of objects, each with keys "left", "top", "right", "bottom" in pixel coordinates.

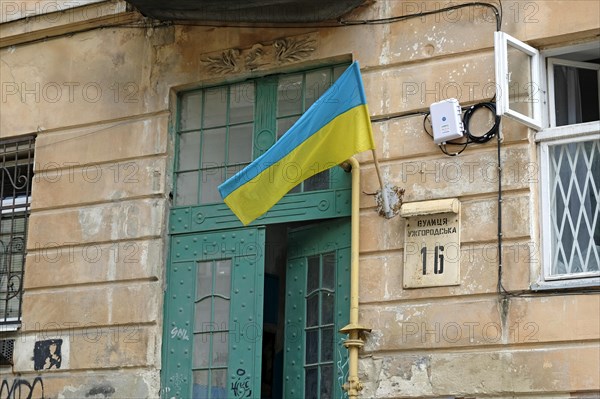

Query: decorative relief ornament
[
  {"left": 201, "top": 34, "right": 317, "bottom": 75},
  {"left": 203, "top": 48, "right": 241, "bottom": 74},
  {"left": 273, "top": 37, "right": 316, "bottom": 63}
]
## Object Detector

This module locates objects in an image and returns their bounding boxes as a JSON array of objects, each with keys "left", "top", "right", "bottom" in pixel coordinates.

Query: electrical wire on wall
[
  {"left": 171, "top": 1, "right": 503, "bottom": 31},
  {"left": 423, "top": 101, "right": 599, "bottom": 297},
  {"left": 422, "top": 99, "right": 501, "bottom": 156}
]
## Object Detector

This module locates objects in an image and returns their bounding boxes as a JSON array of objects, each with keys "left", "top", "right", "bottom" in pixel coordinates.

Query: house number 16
[{"left": 421, "top": 245, "right": 444, "bottom": 275}]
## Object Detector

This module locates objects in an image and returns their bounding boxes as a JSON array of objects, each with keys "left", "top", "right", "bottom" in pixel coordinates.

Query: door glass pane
[
  {"left": 200, "top": 168, "right": 224, "bottom": 204},
  {"left": 305, "top": 367, "right": 318, "bottom": 399},
  {"left": 306, "top": 294, "right": 319, "bottom": 327},
  {"left": 306, "top": 329, "right": 319, "bottom": 364},
  {"left": 204, "top": 87, "right": 228, "bottom": 128},
  {"left": 322, "top": 252, "right": 335, "bottom": 290},
  {"left": 321, "top": 292, "right": 334, "bottom": 325},
  {"left": 179, "top": 132, "right": 201, "bottom": 171},
  {"left": 193, "top": 334, "right": 210, "bottom": 368},
  {"left": 194, "top": 299, "right": 211, "bottom": 332},
  {"left": 278, "top": 75, "right": 303, "bottom": 117},
  {"left": 213, "top": 297, "right": 230, "bottom": 328},
  {"left": 305, "top": 69, "right": 331, "bottom": 108},
  {"left": 192, "top": 370, "right": 209, "bottom": 399},
  {"left": 321, "top": 327, "right": 334, "bottom": 362},
  {"left": 201, "top": 128, "right": 226, "bottom": 168},
  {"left": 193, "top": 257, "right": 233, "bottom": 384},
  {"left": 307, "top": 256, "right": 319, "bottom": 293},
  {"left": 176, "top": 171, "right": 198, "bottom": 206},
  {"left": 181, "top": 92, "right": 202, "bottom": 131},
  {"left": 211, "top": 369, "right": 228, "bottom": 399},
  {"left": 320, "top": 365, "right": 333, "bottom": 399},
  {"left": 214, "top": 260, "right": 231, "bottom": 296},
  {"left": 196, "top": 261, "right": 213, "bottom": 300},
  {"left": 507, "top": 43, "right": 534, "bottom": 118},
  {"left": 230, "top": 82, "right": 255, "bottom": 124},
  {"left": 212, "top": 333, "right": 228, "bottom": 366},
  {"left": 228, "top": 124, "right": 254, "bottom": 165}
]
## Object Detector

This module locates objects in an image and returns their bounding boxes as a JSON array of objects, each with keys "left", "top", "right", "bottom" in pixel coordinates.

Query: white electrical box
[{"left": 430, "top": 98, "right": 464, "bottom": 144}]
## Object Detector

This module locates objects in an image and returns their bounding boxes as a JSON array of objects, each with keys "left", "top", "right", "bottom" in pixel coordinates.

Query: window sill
[
  {"left": 531, "top": 277, "right": 600, "bottom": 291},
  {"left": 535, "top": 121, "right": 600, "bottom": 142}
]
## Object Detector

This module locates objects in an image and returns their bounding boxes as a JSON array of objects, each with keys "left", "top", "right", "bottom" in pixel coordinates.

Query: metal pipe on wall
[{"left": 340, "top": 157, "right": 371, "bottom": 399}]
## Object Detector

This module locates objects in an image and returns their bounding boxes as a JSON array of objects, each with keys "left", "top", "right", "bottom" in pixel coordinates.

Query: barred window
[
  {"left": 546, "top": 138, "right": 600, "bottom": 277},
  {"left": 536, "top": 42, "right": 600, "bottom": 287},
  {"left": 1, "top": 136, "right": 34, "bottom": 326}
]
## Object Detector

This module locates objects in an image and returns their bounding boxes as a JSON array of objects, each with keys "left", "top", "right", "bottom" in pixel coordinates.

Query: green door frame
[
  {"left": 163, "top": 63, "right": 355, "bottom": 399},
  {"left": 284, "top": 218, "right": 351, "bottom": 399},
  {"left": 162, "top": 228, "right": 265, "bottom": 398}
]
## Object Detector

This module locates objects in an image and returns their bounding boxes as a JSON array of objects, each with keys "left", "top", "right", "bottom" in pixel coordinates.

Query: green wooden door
[
  {"left": 284, "top": 218, "right": 350, "bottom": 399},
  {"left": 162, "top": 228, "right": 265, "bottom": 399}
]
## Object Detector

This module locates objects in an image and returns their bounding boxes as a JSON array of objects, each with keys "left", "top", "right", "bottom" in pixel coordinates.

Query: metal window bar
[
  {"left": 0, "top": 136, "right": 34, "bottom": 325},
  {"left": 549, "top": 138, "right": 600, "bottom": 277}
]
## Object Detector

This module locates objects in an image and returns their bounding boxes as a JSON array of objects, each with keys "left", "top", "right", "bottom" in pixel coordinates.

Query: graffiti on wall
[
  {"left": 0, "top": 377, "right": 44, "bottom": 399},
  {"left": 230, "top": 369, "right": 251, "bottom": 398},
  {"left": 33, "top": 339, "right": 62, "bottom": 371}
]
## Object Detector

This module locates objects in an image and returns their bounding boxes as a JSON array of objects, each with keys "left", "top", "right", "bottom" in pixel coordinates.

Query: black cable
[
  {"left": 371, "top": 111, "right": 429, "bottom": 124},
  {"left": 339, "top": 2, "right": 501, "bottom": 32},
  {"left": 172, "top": 2, "right": 501, "bottom": 31},
  {"left": 496, "top": 123, "right": 506, "bottom": 296},
  {"left": 425, "top": 112, "right": 467, "bottom": 157},
  {"left": 423, "top": 112, "right": 433, "bottom": 138},
  {"left": 424, "top": 100, "right": 501, "bottom": 156},
  {"left": 440, "top": 142, "right": 468, "bottom": 156},
  {"left": 463, "top": 102, "right": 501, "bottom": 144}
]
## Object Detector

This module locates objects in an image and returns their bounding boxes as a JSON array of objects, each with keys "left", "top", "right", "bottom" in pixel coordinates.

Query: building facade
[{"left": 1, "top": 0, "right": 599, "bottom": 398}]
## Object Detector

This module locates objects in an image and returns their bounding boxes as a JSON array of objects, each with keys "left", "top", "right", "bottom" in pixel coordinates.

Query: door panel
[
  {"left": 162, "top": 228, "right": 265, "bottom": 399},
  {"left": 284, "top": 219, "right": 350, "bottom": 399}
]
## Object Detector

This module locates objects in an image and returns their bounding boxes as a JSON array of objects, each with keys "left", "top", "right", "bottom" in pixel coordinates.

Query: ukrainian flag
[{"left": 218, "top": 61, "right": 374, "bottom": 225}]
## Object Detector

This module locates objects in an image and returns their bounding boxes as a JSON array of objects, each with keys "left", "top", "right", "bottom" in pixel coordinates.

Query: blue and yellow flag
[{"left": 218, "top": 61, "right": 374, "bottom": 225}]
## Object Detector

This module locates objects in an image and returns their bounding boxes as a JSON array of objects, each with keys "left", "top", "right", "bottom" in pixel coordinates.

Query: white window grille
[
  {"left": 543, "top": 136, "right": 600, "bottom": 279},
  {"left": 495, "top": 35, "right": 600, "bottom": 288}
]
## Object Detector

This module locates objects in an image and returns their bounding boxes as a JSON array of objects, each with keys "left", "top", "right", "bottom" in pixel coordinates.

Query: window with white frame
[
  {"left": 0, "top": 136, "right": 34, "bottom": 326},
  {"left": 540, "top": 43, "right": 600, "bottom": 284},
  {"left": 495, "top": 34, "right": 600, "bottom": 287}
]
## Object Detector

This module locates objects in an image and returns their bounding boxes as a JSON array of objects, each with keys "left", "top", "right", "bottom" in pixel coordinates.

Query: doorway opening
[{"left": 260, "top": 219, "right": 350, "bottom": 399}]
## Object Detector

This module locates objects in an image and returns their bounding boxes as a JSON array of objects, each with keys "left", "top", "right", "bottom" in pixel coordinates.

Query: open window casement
[
  {"left": 494, "top": 31, "right": 543, "bottom": 130},
  {"left": 547, "top": 58, "right": 600, "bottom": 128}
]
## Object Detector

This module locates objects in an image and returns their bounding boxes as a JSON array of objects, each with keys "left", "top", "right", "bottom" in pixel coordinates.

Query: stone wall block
[
  {"left": 32, "top": 157, "right": 166, "bottom": 210},
  {"left": 21, "top": 282, "right": 159, "bottom": 329},
  {"left": 34, "top": 115, "right": 169, "bottom": 167},
  {"left": 24, "top": 239, "right": 162, "bottom": 289},
  {"left": 359, "top": 345, "right": 599, "bottom": 396},
  {"left": 26, "top": 199, "right": 165, "bottom": 249}
]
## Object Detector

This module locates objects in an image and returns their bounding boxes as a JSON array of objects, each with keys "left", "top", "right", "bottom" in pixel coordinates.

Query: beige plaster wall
[{"left": 0, "top": 0, "right": 598, "bottom": 397}]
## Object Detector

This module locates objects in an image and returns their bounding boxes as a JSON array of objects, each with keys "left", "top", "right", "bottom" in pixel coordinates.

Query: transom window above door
[{"left": 174, "top": 64, "right": 350, "bottom": 207}]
